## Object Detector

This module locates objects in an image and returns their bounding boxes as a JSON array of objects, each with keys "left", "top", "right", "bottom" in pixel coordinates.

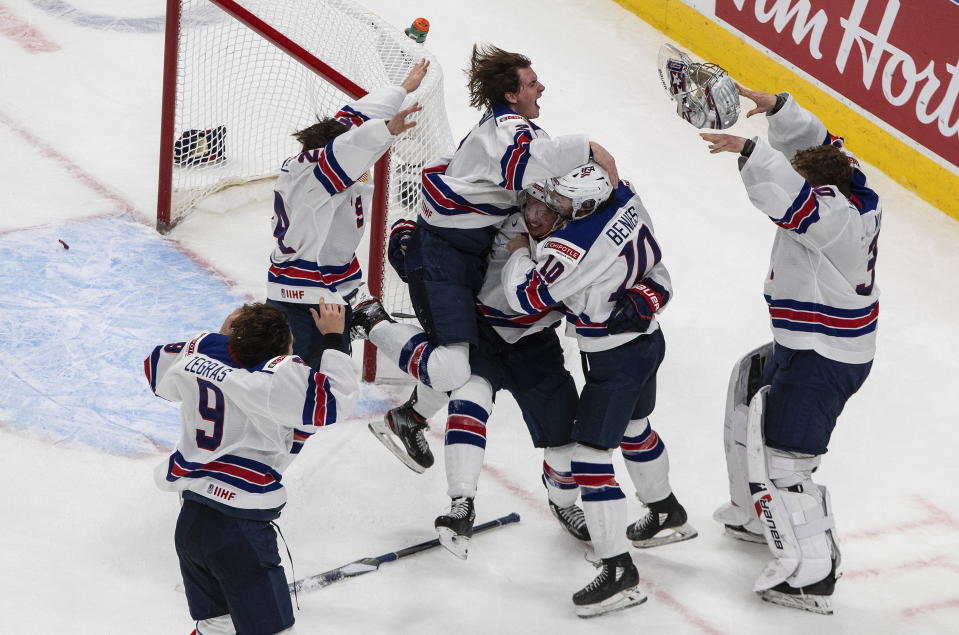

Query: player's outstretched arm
[
  {"left": 401, "top": 59, "right": 430, "bottom": 93},
  {"left": 738, "top": 84, "right": 778, "bottom": 118},
  {"left": 701, "top": 133, "right": 747, "bottom": 154},
  {"left": 589, "top": 141, "right": 619, "bottom": 185},
  {"left": 387, "top": 103, "right": 422, "bottom": 136}
]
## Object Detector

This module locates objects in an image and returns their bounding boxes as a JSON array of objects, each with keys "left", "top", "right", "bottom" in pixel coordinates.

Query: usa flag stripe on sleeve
[
  {"left": 421, "top": 165, "right": 511, "bottom": 217},
  {"left": 499, "top": 129, "right": 533, "bottom": 190},
  {"left": 774, "top": 182, "right": 821, "bottom": 234},
  {"left": 765, "top": 295, "right": 879, "bottom": 337},
  {"left": 571, "top": 461, "right": 626, "bottom": 502},
  {"left": 165, "top": 451, "right": 283, "bottom": 493},
  {"left": 302, "top": 370, "right": 337, "bottom": 428},
  {"left": 445, "top": 399, "right": 488, "bottom": 449}
]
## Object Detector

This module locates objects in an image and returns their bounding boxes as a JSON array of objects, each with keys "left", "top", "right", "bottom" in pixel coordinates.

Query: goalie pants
[
  {"left": 760, "top": 344, "right": 872, "bottom": 455},
  {"left": 175, "top": 499, "right": 294, "bottom": 635}
]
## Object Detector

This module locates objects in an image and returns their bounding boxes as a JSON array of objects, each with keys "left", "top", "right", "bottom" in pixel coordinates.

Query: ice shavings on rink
[{"left": 0, "top": 215, "right": 244, "bottom": 455}]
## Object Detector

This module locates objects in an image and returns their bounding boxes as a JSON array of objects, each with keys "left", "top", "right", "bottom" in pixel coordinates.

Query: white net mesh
[{"left": 168, "top": 0, "right": 454, "bottom": 346}]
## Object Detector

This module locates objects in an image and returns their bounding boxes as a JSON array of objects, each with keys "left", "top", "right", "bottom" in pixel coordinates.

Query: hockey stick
[{"left": 289, "top": 512, "right": 520, "bottom": 593}]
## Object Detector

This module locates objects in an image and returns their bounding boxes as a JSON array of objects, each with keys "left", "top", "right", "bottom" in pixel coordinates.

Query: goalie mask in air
[
  {"left": 657, "top": 43, "right": 740, "bottom": 130},
  {"left": 522, "top": 183, "right": 565, "bottom": 239},
  {"left": 544, "top": 162, "right": 613, "bottom": 221}
]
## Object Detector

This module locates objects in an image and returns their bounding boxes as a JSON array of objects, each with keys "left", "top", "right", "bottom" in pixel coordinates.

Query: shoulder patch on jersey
[
  {"left": 186, "top": 333, "right": 206, "bottom": 356},
  {"left": 265, "top": 355, "right": 288, "bottom": 370},
  {"left": 542, "top": 239, "right": 583, "bottom": 262},
  {"left": 812, "top": 185, "right": 836, "bottom": 197},
  {"left": 496, "top": 114, "right": 528, "bottom": 126}
]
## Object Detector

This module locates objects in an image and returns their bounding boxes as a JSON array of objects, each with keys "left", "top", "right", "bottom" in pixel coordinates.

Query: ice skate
[
  {"left": 722, "top": 523, "right": 766, "bottom": 544},
  {"left": 349, "top": 296, "right": 395, "bottom": 341},
  {"left": 572, "top": 552, "right": 646, "bottom": 618},
  {"left": 627, "top": 493, "right": 698, "bottom": 548},
  {"left": 368, "top": 394, "right": 434, "bottom": 473},
  {"left": 435, "top": 497, "right": 475, "bottom": 559},
  {"left": 548, "top": 500, "right": 591, "bottom": 542},
  {"left": 758, "top": 561, "right": 838, "bottom": 615}
]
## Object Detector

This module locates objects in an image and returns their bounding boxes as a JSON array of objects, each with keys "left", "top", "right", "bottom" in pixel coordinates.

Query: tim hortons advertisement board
[{"left": 716, "top": 0, "right": 959, "bottom": 170}]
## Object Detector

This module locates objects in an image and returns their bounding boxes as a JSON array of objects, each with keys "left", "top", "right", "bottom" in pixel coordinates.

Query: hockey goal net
[{"left": 157, "top": 0, "right": 454, "bottom": 381}]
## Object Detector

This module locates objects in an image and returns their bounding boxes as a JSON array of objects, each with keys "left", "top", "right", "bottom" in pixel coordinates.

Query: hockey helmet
[
  {"left": 544, "top": 162, "right": 613, "bottom": 220},
  {"left": 657, "top": 43, "right": 740, "bottom": 130}
]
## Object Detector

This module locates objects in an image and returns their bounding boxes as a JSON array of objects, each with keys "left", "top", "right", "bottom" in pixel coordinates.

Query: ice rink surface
[{"left": 1, "top": 1, "right": 958, "bottom": 633}]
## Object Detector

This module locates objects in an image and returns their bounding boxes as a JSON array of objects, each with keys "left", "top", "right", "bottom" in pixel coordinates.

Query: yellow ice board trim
[{"left": 614, "top": 0, "right": 959, "bottom": 221}]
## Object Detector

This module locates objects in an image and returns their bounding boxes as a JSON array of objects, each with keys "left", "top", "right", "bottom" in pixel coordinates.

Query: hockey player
[
  {"left": 431, "top": 185, "right": 587, "bottom": 558},
  {"left": 266, "top": 60, "right": 428, "bottom": 369},
  {"left": 147, "top": 301, "right": 359, "bottom": 634},
  {"left": 502, "top": 163, "right": 696, "bottom": 618},
  {"left": 352, "top": 44, "right": 618, "bottom": 471},
  {"left": 702, "top": 85, "right": 880, "bottom": 615}
]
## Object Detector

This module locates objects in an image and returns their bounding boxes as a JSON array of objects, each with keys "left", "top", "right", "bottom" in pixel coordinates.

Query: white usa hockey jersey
[
  {"left": 267, "top": 86, "right": 408, "bottom": 305},
  {"left": 420, "top": 103, "right": 590, "bottom": 229},
  {"left": 146, "top": 332, "right": 359, "bottom": 515},
  {"left": 476, "top": 211, "right": 564, "bottom": 343},
  {"left": 502, "top": 181, "right": 673, "bottom": 352},
  {"left": 741, "top": 95, "right": 881, "bottom": 364}
]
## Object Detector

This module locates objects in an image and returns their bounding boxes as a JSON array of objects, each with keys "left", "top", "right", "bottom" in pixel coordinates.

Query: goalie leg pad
[
  {"left": 714, "top": 342, "right": 773, "bottom": 535},
  {"left": 747, "top": 388, "right": 838, "bottom": 591}
]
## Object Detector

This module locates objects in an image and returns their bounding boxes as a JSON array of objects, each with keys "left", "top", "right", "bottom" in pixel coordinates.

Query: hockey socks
[
  {"left": 368, "top": 322, "right": 470, "bottom": 392},
  {"left": 620, "top": 418, "right": 671, "bottom": 503},
  {"left": 444, "top": 376, "right": 492, "bottom": 500},
  {"left": 572, "top": 444, "right": 629, "bottom": 560}
]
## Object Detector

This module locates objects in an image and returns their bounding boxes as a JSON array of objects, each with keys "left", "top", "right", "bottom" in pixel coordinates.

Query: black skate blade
[
  {"left": 759, "top": 589, "right": 833, "bottom": 615},
  {"left": 723, "top": 524, "right": 766, "bottom": 544},
  {"left": 575, "top": 587, "right": 647, "bottom": 618},
  {"left": 436, "top": 527, "right": 470, "bottom": 560},
  {"left": 630, "top": 523, "right": 699, "bottom": 549},
  {"left": 368, "top": 420, "right": 426, "bottom": 474}
]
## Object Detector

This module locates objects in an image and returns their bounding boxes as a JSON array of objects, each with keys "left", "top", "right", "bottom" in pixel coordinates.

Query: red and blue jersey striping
[
  {"left": 765, "top": 295, "right": 879, "bottom": 337},
  {"left": 164, "top": 451, "right": 283, "bottom": 494},
  {"left": 302, "top": 369, "right": 337, "bottom": 429},
  {"left": 268, "top": 256, "right": 362, "bottom": 290},
  {"left": 498, "top": 128, "right": 534, "bottom": 190},
  {"left": 421, "top": 164, "right": 512, "bottom": 218}
]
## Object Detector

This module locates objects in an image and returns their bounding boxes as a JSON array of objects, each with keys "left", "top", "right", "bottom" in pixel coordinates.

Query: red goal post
[{"left": 157, "top": 0, "right": 454, "bottom": 381}]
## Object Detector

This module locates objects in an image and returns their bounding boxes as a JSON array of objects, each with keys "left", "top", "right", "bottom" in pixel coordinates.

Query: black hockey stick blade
[{"left": 290, "top": 512, "right": 520, "bottom": 593}]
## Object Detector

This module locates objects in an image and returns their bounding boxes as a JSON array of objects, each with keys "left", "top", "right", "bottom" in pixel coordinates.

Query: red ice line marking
[
  {"left": 902, "top": 598, "right": 959, "bottom": 619},
  {"left": 426, "top": 426, "right": 729, "bottom": 635},
  {"left": 845, "top": 554, "right": 959, "bottom": 580},
  {"left": 842, "top": 495, "right": 959, "bottom": 542},
  {"left": 0, "top": 107, "right": 253, "bottom": 299},
  {"left": 0, "top": 4, "right": 59, "bottom": 52}
]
